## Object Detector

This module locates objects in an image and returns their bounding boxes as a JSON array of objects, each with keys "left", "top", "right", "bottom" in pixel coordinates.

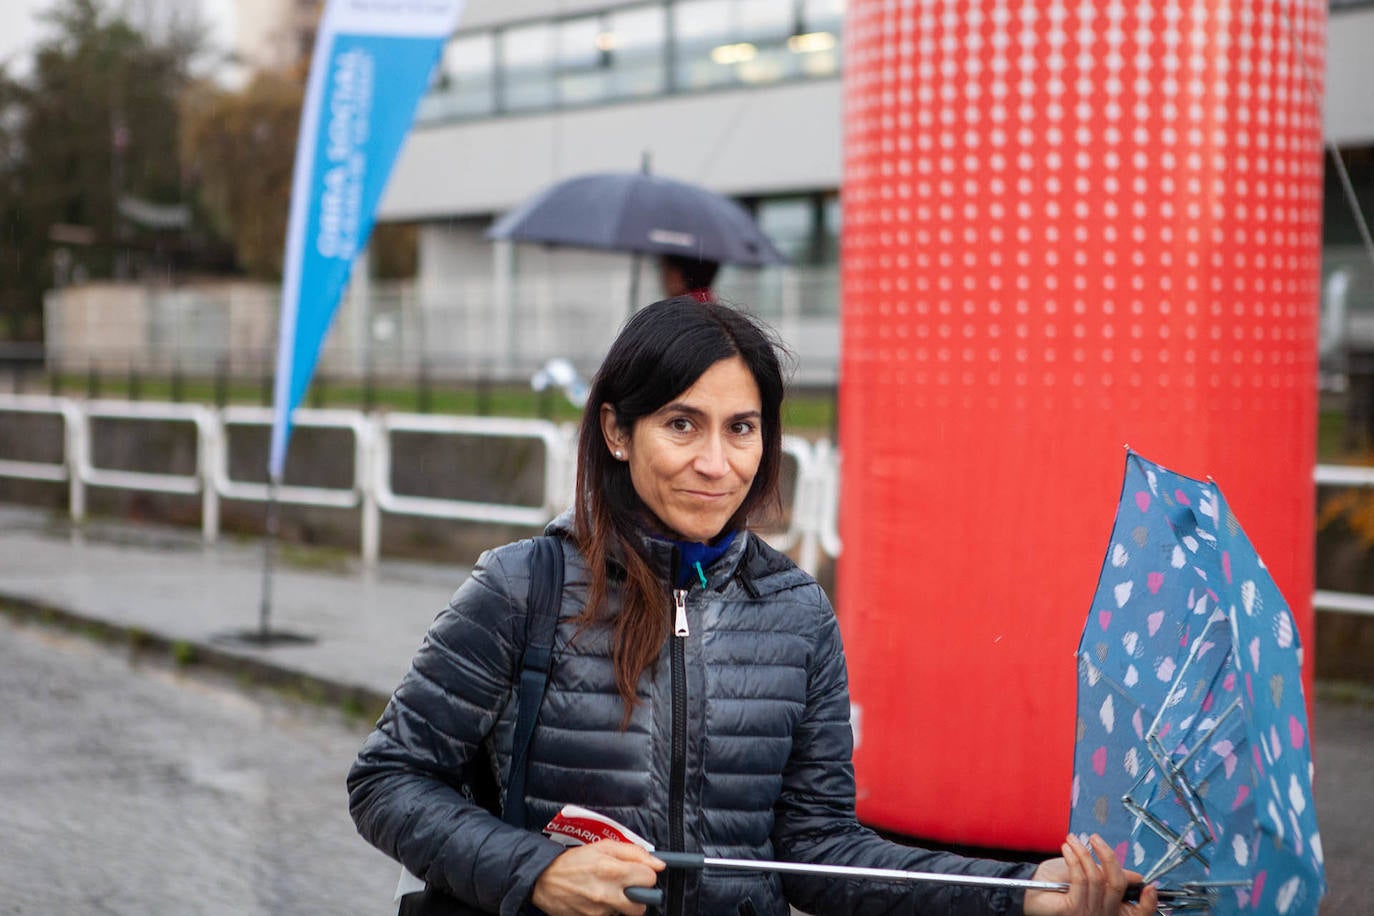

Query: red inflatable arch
[{"left": 838, "top": 0, "right": 1325, "bottom": 852}]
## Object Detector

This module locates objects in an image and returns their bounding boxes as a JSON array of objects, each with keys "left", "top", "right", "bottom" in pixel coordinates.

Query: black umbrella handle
[
  {"left": 654, "top": 851, "right": 707, "bottom": 869},
  {"left": 623, "top": 852, "right": 703, "bottom": 907},
  {"left": 625, "top": 886, "right": 663, "bottom": 906}
]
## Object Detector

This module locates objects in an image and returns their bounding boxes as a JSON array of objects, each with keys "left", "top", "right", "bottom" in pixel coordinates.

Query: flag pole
[
  {"left": 215, "top": 0, "right": 467, "bottom": 647},
  {"left": 257, "top": 475, "right": 281, "bottom": 640}
]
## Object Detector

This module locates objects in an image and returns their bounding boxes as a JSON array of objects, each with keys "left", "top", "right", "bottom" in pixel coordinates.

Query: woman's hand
[
  {"left": 1023, "top": 834, "right": 1159, "bottom": 915},
  {"left": 530, "top": 840, "right": 664, "bottom": 915}
]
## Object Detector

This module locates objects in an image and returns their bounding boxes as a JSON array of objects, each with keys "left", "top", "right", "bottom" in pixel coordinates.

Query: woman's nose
[{"left": 693, "top": 435, "right": 729, "bottom": 477}]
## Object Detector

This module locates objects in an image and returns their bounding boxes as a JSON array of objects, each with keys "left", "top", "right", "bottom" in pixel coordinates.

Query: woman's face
[{"left": 602, "top": 355, "right": 764, "bottom": 544}]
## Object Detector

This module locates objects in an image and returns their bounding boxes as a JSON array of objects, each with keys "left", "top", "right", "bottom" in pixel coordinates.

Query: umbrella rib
[
  {"left": 1133, "top": 697, "right": 1245, "bottom": 868},
  {"left": 1143, "top": 613, "right": 1231, "bottom": 745},
  {"left": 1119, "top": 632, "right": 1244, "bottom": 887},
  {"left": 1124, "top": 793, "right": 1214, "bottom": 884},
  {"left": 1123, "top": 760, "right": 1211, "bottom": 865},
  {"left": 1162, "top": 695, "right": 1245, "bottom": 779}
]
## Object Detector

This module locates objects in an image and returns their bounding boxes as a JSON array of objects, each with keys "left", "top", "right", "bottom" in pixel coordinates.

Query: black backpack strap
[{"left": 502, "top": 535, "right": 565, "bottom": 831}]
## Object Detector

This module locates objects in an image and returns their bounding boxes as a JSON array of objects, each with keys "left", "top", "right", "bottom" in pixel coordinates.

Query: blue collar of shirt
[{"left": 661, "top": 530, "right": 739, "bottom": 589}]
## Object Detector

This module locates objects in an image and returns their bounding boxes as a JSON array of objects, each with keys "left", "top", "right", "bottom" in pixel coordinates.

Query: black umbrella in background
[{"left": 486, "top": 156, "right": 787, "bottom": 314}]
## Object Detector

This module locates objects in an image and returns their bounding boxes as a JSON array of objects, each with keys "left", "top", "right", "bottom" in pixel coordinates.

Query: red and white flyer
[{"left": 542, "top": 804, "right": 655, "bottom": 850}]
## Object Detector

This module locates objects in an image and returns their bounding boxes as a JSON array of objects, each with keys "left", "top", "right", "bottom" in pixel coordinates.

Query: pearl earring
[{"left": 614, "top": 450, "right": 624, "bottom": 460}]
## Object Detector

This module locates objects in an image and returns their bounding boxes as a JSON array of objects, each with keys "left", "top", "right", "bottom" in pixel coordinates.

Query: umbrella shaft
[{"left": 689, "top": 855, "right": 1069, "bottom": 893}]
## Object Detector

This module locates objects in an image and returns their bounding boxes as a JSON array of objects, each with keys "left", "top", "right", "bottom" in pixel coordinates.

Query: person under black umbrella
[{"left": 657, "top": 254, "right": 720, "bottom": 302}]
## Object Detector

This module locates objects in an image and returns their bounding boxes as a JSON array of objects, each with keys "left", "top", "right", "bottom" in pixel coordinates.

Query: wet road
[
  {"left": 0, "top": 617, "right": 398, "bottom": 914},
  {"left": 1310, "top": 693, "right": 1374, "bottom": 915}
]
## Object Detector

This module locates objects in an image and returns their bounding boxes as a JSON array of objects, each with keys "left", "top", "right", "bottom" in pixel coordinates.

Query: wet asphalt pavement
[{"left": 0, "top": 616, "right": 398, "bottom": 915}]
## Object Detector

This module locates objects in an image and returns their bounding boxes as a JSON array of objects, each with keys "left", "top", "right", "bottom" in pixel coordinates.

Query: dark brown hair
[{"left": 572, "top": 296, "right": 786, "bottom": 720}]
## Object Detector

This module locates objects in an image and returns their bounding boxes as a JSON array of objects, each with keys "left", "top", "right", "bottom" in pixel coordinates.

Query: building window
[
  {"left": 796, "top": 0, "right": 844, "bottom": 76},
  {"left": 742, "top": 192, "right": 840, "bottom": 317},
  {"left": 673, "top": 0, "right": 839, "bottom": 90},
  {"left": 606, "top": 5, "right": 668, "bottom": 97},
  {"left": 672, "top": 0, "right": 736, "bottom": 90},
  {"left": 429, "top": 32, "right": 497, "bottom": 119},
  {"left": 413, "top": 0, "right": 844, "bottom": 125},
  {"left": 556, "top": 15, "right": 609, "bottom": 104},
  {"left": 756, "top": 195, "right": 816, "bottom": 263},
  {"left": 502, "top": 22, "right": 556, "bottom": 112}
]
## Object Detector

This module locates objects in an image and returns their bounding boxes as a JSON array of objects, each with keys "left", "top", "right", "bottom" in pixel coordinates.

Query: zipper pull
[{"left": 673, "top": 589, "right": 689, "bottom": 637}]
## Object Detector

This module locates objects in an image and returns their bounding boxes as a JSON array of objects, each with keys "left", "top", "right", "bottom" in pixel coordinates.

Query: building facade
[
  {"left": 368, "top": 0, "right": 1374, "bottom": 386},
  {"left": 372, "top": 0, "right": 847, "bottom": 383}
]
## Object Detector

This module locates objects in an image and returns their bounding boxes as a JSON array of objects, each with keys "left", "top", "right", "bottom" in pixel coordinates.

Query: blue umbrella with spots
[{"left": 1071, "top": 450, "right": 1325, "bottom": 914}]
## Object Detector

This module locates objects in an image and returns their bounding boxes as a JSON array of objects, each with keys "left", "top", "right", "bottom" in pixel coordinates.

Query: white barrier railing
[
  {"left": 368, "top": 413, "right": 572, "bottom": 564},
  {"left": 216, "top": 406, "right": 377, "bottom": 557},
  {"left": 4, "top": 394, "right": 1372, "bottom": 610},
  {"left": 770, "top": 435, "right": 842, "bottom": 572},
  {"left": 1314, "top": 463, "right": 1374, "bottom": 617},
  {"left": 0, "top": 395, "right": 85, "bottom": 520},
  {"left": 77, "top": 400, "right": 219, "bottom": 542}
]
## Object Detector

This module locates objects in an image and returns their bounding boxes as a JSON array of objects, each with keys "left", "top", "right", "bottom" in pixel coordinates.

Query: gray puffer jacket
[{"left": 348, "top": 515, "right": 1035, "bottom": 915}]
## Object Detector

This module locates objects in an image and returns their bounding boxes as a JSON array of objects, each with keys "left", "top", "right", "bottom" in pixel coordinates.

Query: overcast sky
[{"left": 0, "top": 0, "right": 236, "bottom": 79}]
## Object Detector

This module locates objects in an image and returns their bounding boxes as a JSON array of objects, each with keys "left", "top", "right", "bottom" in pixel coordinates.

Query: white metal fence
[
  {"left": 0, "top": 395, "right": 840, "bottom": 574},
  {"left": 1, "top": 393, "right": 1370, "bottom": 617}
]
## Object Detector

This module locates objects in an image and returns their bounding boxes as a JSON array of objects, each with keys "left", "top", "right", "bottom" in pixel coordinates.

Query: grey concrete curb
[{"left": 0, "top": 592, "right": 392, "bottom": 717}]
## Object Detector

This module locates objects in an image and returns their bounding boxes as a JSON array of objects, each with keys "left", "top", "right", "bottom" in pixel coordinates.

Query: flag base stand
[
  {"left": 240, "top": 479, "right": 317, "bottom": 648},
  {"left": 209, "top": 628, "right": 318, "bottom": 648}
]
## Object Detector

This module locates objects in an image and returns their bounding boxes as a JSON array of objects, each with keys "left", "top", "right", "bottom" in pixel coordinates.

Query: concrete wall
[
  {"left": 1327, "top": 6, "right": 1374, "bottom": 146},
  {"left": 377, "top": 78, "right": 843, "bottom": 220}
]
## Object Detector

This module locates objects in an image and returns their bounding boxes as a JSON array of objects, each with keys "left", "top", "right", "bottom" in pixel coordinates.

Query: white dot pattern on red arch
[{"left": 842, "top": 0, "right": 1324, "bottom": 411}]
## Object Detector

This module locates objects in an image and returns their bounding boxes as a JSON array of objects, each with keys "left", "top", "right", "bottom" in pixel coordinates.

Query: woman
[{"left": 348, "top": 297, "right": 1157, "bottom": 916}]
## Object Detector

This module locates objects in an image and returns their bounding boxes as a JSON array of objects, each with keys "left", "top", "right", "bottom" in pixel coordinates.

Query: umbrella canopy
[
  {"left": 1071, "top": 451, "right": 1325, "bottom": 914},
  {"left": 486, "top": 171, "right": 788, "bottom": 267}
]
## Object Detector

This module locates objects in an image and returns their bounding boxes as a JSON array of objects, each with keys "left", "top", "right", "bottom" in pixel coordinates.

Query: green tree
[
  {"left": 0, "top": 0, "right": 202, "bottom": 341},
  {"left": 0, "top": 68, "right": 48, "bottom": 340},
  {"left": 180, "top": 71, "right": 303, "bottom": 279}
]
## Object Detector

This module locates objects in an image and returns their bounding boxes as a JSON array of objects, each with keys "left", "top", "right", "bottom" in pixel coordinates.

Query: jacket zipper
[{"left": 668, "top": 586, "right": 689, "bottom": 915}]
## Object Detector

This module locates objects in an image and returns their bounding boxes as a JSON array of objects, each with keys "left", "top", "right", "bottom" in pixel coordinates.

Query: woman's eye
[
  {"left": 731, "top": 421, "right": 757, "bottom": 436},
  {"left": 669, "top": 417, "right": 693, "bottom": 432}
]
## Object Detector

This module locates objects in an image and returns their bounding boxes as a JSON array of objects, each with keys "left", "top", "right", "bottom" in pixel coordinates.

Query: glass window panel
[
  {"left": 756, "top": 197, "right": 814, "bottom": 263},
  {"left": 611, "top": 6, "right": 666, "bottom": 52},
  {"left": 429, "top": 32, "right": 496, "bottom": 119},
  {"left": 556, "top": 16, "right": 609, "bottom": 104},
  {"left": 606, "top": 6, "right": 665, "bottom": 97},
  {"left": 802, "top": 0, "right": 846, "bottom": 32},
  {"left": 735, "top": 46, "right": 791, "bottom": 83},
  {"left": 502, "top": 23, "right": 555, "bottom": 111},
  {"left": 794, "top": 0, "right": 844, "bottom": 76},
  {"left": 820, "top": 194, "right": 841, "bottom": 264},
  {"left": 738, "top": 0, "right": 796, "bottom": 81},
  {"left": 738, "top": 0, "right": 793, "bottom": 35},
  {"left": 674, "top": 0, "right": 732, "bottom": 42},
  {"left": 445, "top": 32, "right": 495, "bottom": 76},
  {"left": 674, "top": 0, "right": 740, "bottom": 90},
  {"left": 556, "top": 16, "right": 602, "bottom": 69}
]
